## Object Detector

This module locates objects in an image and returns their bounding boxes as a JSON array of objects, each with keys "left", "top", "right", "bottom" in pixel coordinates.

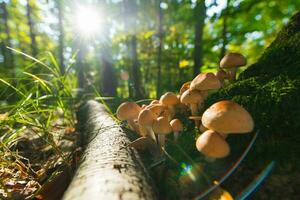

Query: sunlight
[{"left": 74, "top": 6, "right": 103, "bottom": 37}]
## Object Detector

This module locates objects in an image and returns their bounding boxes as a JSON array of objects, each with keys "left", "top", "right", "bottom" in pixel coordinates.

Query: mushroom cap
[
  {"left": 152, "top": 117, "right": 172, "bottom": 135},
  {"left": 170, "top": 119, "right": 183, "bottom": 132},
  {"left": 179, "top": 81, "right": 192, "bottom": 95},
  {"left": 180, "top": 89, "right": 203, "bottom": 104},
  {"left": 160, "top": 92, "right": 180, "bottom": 106},
  {"left": 196, "top": 130, "right": 230, "bottom": 158},
  {"left": 190, "top": 72, "right": 221, "bottom": 91},
  {"left": 117, "top": 102, "right": 141, "bottom": 121},
  {"left": 220, "top": 53, "right": 246, "bottom": 68},
  {"left": 150, "top": 99, "right": 160, "bottom": 105},
  {"left": 215, "top": 69, "right": 228, "bottom": 80},
  {"left": 147, "top": 104, "right": 166, "bottom": 118},
  {"left": 202, "top": 100, "right": 254, "bottom": 134},
  {"left": 138, "top": 109, "right": 154, "bottom": 126}
]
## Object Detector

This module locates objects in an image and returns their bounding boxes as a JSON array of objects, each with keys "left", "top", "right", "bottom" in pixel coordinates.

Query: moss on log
[
  {"left": 62, "top": 100, "right": 157, "bottom": 200},
  {"left": 204, "top": 11, "right": 300, "bottom": 164}
]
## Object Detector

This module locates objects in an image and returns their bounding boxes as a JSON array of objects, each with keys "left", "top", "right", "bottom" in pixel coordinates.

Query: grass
[{"left": 0, "top": 49, "right": 78, "bottom": 199}]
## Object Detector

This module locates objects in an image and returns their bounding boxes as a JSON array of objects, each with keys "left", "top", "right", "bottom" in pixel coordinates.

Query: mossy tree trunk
[
  {"left": 205, "top": 11, "right": 300, "bottom": 162},
  {"left": 204, "top": 11, "right": 300, "bottom": 198}
]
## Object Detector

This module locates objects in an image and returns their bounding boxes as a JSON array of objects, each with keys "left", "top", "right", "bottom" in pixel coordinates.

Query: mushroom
[
  {"left": 188, "top": 116, "right": 202, "bottom": 128},
  {"left": 215, "top": 69, "right": 228, "bottom": 87},
  {"left": 170, "top": 119, "right": 183, "bottom": 142},
  {"left": 160, "top": 92, "right": 180, "bottom": 118},
  {"left": 160, "top": 107, "right": 173, "bottom": 121},
  {"left": 179, "top": 81, "right": 192, "bottom": 95},
  {"left": 152, "top": 117, "right": 172, "bottom": 148},
  {"left": 180, "top": 89, "right": 203, "bottom": 116},
  {"left": 220, "top": 53, "right": 246, "bottom": 81},
  {"left": 190, "top": 72, "right": 221, "bottom": 110},
  {"left": 202, "top": 100, "right": 254, "bottom": 134},
  {"left": 117, "top": 102, "right": 141, "bottom": 133},
  {"left": 196, "top": 130, "right": 230, "bottom": 158},
  {"left": 150, "top": 99, "right": 160, "bottom": 105},
  {"left": 147, "top": 104, "right": 167, "bottom": 119},
  {"left": 138, "top": 109, "right": 157, "bottom": 142},
  {"left": 190, "top": 72, "right": 221, "bottom": 91}
]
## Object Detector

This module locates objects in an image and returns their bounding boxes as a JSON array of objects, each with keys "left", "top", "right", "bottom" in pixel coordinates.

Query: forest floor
[{"left": 0, "top": 113, "right": 80, "bottom": 200}]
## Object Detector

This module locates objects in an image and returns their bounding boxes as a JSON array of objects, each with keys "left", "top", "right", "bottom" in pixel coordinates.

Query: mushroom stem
[
  {"left": 128, "top": 120, "right": 140, "bottom": 134},
  {"left": 174, "top": 131, "right": 179, "bottom": 142},
  {"left": 158, "top": 134, "right": 166, "bottom": 148},
  {"left": 190, "top": 104, "right": 200, "bottom": 127},
  {"left": 205, "top": 156, "right": 216, "bottom": 162},
  {"left": 190, "top": 103, "right": 199, "bottom": 116},
  {"left": 228, "top": 68, "right": 238, "bottom": 82},
  {"left": 139, "top": 125, "right": 148, "bottom": 137},
  {"left": 167, "top": 105, "right": 175, "bottom": 119},
  {"left": 146, "top": 126, "right": 157, "bottom": 142}
]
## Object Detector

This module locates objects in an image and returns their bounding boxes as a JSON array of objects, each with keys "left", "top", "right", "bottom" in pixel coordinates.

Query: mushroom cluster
[
  {"left": 116, "top": 52, "right": 253, "bottom": 160},
  {"left": 196, "top": 100, "right": 254, "bottom": 158}
]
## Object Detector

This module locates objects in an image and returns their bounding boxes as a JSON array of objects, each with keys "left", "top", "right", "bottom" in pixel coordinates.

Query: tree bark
[
  {"left": 57, "top": 0, "right": 65, "bottom": 74},
  {"left": 26, "top": 0, "right": 38, "bottom": 57},
  {"left": 193, "top": 0, "right": 206, "bottom": 77},
  {"left": 62, "top": 100, "right": 157, "bottom": 200},
  {"left": 156, "top": 0, "right": 163, "bottom": 98}
]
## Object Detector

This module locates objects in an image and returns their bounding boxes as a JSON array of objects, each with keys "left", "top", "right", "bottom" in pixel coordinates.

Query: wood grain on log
[{"left": 62, "top": 100, "right": 157, "bottom": 200}]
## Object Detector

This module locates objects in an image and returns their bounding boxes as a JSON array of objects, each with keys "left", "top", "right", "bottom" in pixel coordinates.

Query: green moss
[{"left": 204, "top": 12, "right": 300, "bottom": 164}]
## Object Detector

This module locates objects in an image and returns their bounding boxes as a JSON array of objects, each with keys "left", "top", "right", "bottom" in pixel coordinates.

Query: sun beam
[{"left": 74, "top": 6, "right": 103, "bottom": 37}]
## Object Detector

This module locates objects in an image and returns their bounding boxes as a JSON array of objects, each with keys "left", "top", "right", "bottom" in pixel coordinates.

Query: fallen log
[{"left": 62, "top": 100, "right": 157, "bottom": 200}]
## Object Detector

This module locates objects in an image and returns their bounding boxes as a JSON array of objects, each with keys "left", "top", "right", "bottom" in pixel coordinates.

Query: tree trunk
[
  {"left": 26, "top": 0, "right": 38, "bottom": 57},
  {"left": 123, "top": 0, "right": 143, "bottom": 99},
  {"left": 193, "top": 0, "right": 206, "bottom": 77},
  {"left": 100, "top": 46, "right": 117, "bottom": 96},
  {"left": 219, "top": 0, "right": 230, "bottom": 60},
  {"left": 75, "top": 40, "right": 85, "bottom": 91},
  {"left": 62, "top": 100, "right": 157, "bottom": 200},
  {"left": 156, "top": 0, "right": 163, "bottom": 98},
  {"left": 57, "top": 0, "right": 65, "bottom": 74},
  {"left": 0, "top": 2, "right": 15, "bottom": 74}
]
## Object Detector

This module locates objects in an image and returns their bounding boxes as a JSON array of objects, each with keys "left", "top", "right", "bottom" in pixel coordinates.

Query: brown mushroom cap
[
  {"left": 179, "top": 81, "right": 192, "bottom": 95},
  {"left": 180, "top": 89, "right": 203, "bottom": 104},
  {"left": 147, "top": 104, "right": 166, "bottom": 118},
  {"left": 220, "top": 53, "right": 246, "bottom": 68},
  {"left": 152, "top": 117, "right": 172, "bottom": 135},
  {"left": 150, "top": 99, "right": 160, "bottom": 105},
  {"left": 190, "top": 72, "right": 221, "bottom": 91},
  {"left": 170, "top": 119, "right": 183, "bottom": 132},
  {"left": 117, "top": 102, "right": 141, "bottom": 120},
  {"left": 202, "top": 100, "right": 254, "bottom": 134},
  {"left": 196, "top": 130, "right": 230, "bottom": 158},
  {"left": 138, "top": 109, "right": 154, "bottom": 126},
  {"left": 160, "top": 92, "right": 180, "bottom": 106}
]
